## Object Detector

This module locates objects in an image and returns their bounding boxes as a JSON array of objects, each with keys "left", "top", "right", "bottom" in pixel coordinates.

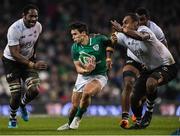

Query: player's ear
[
  {"left": 134, "top": 21, "right": 139, "bottom": 28},
  {"left": 22, "top": 13, "right": 25, "bottom": 18},
  {"left": 135, "top": 21, "right": 138, "bottom": 26},
  {"left": 81, "top": 31, "right": 87, "bottom": 36}
]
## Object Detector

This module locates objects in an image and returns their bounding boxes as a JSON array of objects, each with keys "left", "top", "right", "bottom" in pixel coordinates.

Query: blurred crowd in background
[{"left": 0, "top": 0, "right": 179, "bottom": 106}]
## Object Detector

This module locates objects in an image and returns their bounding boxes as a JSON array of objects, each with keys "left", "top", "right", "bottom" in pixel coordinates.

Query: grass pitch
[{"left": 0, "top": 115, "right": 179, "bottom": 135}]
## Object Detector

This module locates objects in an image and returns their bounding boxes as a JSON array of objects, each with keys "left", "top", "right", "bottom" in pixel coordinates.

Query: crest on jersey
[{"left": 93, "top": 44, "right": 99, "bottom": 51}]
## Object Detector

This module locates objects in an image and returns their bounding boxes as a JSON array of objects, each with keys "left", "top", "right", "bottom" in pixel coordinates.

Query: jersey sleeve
[
  {"left": 100, "top": 35, "right": 112, "bottom": 46},
  {"left": 98, "top": 35, "right": 115, "bottom": 52},
  {"left": 138, "top": 26, "right": 156, "bottom": 42},
  {"left": 7, "top": 26, "right": 21, "bottom": 46},
  {"left": 37, "top": 22, "right": 42, "bottom": 34},
  {"left": 97, "top": 35, "right": 109, "bottom": 45},
  {"left": 152, "top": 24, "right": 166, "bottom": 42},
  {"left": 100, "top": 35, "right": 109, "bottom": 42},
  {"left": 115, "top": 32, "right": 126, "bottom": 46},
  {"left": 71, "top": 44, "right": 79, "bottom": 61}
]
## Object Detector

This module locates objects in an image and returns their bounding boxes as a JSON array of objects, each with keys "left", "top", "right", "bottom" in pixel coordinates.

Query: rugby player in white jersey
[
  {"left": 114, "top": 8, "right": 168, "bottom": 129},
  {"left": 2, "top": 4, "right": 47, "bottom": 128},
  {"left": 111, "top": 13, "right": 177, "bottom": 129}
]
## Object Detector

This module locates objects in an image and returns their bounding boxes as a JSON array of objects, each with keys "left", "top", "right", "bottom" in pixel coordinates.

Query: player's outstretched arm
[
  {"left": 9, "top": 45, "right": 47, "bottom": 70},
  {"left": 111, "top": 20, "right": 150, "bottom": 41},
  {"left": 123, "top": 29, "right": 150, "bottom": 41}
]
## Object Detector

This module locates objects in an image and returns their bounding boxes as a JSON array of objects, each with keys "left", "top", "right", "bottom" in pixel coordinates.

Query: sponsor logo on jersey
[
  {"left": 7, "top": 73, "right": 13, "bottom": 79},
  {"left": 93, "top": 44, "right": 99, "bottom": 51},
  {"left": 162, "top": 66, "right": 168, "bottom": 72}
]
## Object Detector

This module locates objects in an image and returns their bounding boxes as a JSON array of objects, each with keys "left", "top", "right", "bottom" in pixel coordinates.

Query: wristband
[{"left": 106, "top": 58, "right": 112, "bottom": 61}]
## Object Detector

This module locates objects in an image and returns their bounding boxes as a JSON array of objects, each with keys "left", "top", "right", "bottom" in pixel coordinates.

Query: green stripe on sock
[{"left": 75, "top": 107, "right": 87, "bottom": 119}]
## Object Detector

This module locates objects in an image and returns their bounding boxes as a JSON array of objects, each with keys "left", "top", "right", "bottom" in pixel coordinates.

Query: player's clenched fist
[
  {"left": 111, "top": 33, "right": 118, "bottom": 45},
  {"left": 84, "top": 57, "right": 96, "bottom": 72}
]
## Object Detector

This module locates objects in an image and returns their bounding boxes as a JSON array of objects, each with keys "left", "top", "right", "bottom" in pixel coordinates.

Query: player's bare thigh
[{"left": 83, "top": 80, "right": 102, "bottom": 96}]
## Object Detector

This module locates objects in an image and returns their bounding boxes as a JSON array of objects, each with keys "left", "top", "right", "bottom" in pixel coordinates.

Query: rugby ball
[{"left": 79, "top": 51, "right": 94, "bottom": 65}]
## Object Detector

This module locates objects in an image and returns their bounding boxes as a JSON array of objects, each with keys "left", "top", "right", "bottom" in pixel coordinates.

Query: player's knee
[
  {"left": 26, "top": 77, "right": 40, "bottom": 93},
  {"left": 11, "top": 91, "right": 21, "bottom": 101},
  {"left": 82, "top": 91, "right": 91, "bottom": 100},
  {"left": 124, "top": 77, "right": 135, "bottom": 91},
  {"left": 32, "top": 88, "right": 39, "bottom": 97},
  {"left": 28, "top": 87, "right": 39, "bottom": 100},
  {"left": 28, "top": 84, "right": 39, "bottom": 99},
  {"left": 72, "top": 100, "right": 79, "bottom": 109},
  {"left": 146, "top": 77, "right": 158, "bottom": 94}
]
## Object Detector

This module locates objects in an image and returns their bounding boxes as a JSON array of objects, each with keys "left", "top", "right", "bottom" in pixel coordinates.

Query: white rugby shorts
[{"left": 73, "top": 74, "right": 108, "bottom": 92}]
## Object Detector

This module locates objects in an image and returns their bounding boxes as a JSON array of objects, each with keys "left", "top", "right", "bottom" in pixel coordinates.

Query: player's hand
[
  {"left": 34, "top": 61, "right": 48, "bottom": 70},
  {"left": 106, "top": 58, "right": 113, "bottom": 70},
  {"left": 111, "top": 33, "right": 118, "bottom": 44},
  {"left": 84, "top": 57, "right": 96, "bottom": 72},
  {"left": 111, "top": 20, "right": 123, "bottom": 32}
]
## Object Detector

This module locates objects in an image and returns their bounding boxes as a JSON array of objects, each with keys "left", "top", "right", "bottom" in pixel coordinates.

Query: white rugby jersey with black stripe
[
  {"left": 3, "top": 18, "right": 42, "bottom": 61},
  {"left": 115, "top": 26, "right": 175, "bottom": 70},
  {"left": 127, "top": 20, "right": 166, "bottom": 64}
]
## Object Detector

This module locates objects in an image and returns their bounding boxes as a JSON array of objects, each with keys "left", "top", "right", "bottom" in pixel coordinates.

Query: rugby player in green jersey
[{"left": 57, "top": 22, "right": 114, "bottom": 130}]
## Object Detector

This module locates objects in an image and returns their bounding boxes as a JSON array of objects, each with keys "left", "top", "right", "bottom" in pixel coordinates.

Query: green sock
[{"left": 75, "top": 107, "right": 87, "bottom": 119}]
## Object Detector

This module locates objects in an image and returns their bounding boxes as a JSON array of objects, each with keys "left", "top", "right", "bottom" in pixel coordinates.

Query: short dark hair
[
  {"left": 23, "top": 4, "right": 39, "bottom": 15},
  {"left": 69, "top": 22, "right": 88, "bottom": 34},
  {"left": 135, "top": 7, "right": 150, "bottom": 17},
  {"left": 126, "top": 13, "right": 139, "bottom": 22}
]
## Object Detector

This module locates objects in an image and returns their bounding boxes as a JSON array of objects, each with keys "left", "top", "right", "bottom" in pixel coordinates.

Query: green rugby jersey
[{"left": 71, "top": 35, "right": 110, "bottom": 76}]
